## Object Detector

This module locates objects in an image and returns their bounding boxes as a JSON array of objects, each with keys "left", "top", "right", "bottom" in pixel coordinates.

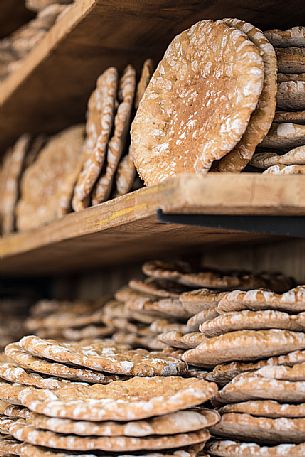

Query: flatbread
[
  {"left": 199, "top": 310, "right": 305, "bottom": 336},
  {"left": 72, "top": 68, "right": 118, "bottom": 211},
  {"left": 211, "top": 413, "right": 305, "bottom": 444},
  {"left": 131, "top": 20, "right": 264, "bottom": 183},
  {"left": 183, "top": 330, "right": 305, "bottom": 366},
  {"left": 19, "top": 336, "right": 187, "bottom": 376},
  {"left": 275, "top": 47, "right": 305, "bottom": 73},
  {"left": 217, "top": 287, "right": 305, "bottom": 314},
  {"left": 26, "top": 408, "right": 219, "bottom": 436},
  {"left": 263, "top": 164, "right": 305, "bottom": 174},
  {"left": 218, "top": 372, "right": 305, "bottom": 403},
  {"left": 277, "top": 81, "right": 305, "bottom": 110},
  {"left": 217, "top": 19, "right": 277, "bottom": 171},
  {"left": 208, "top": 439, "right": 305, "bottom": 457},
  {"left": 250, "top": 146, "right": 305, "bottom": 168},
  {"left": 10, "top": 421, "right": 210, "bottom": 451},
  {"left": 265, "top": 27, "right": 305, "bottom": 47},
  {"left": 18, "top": 376, "right": 217, "bottom": 421},
  {"left": 5, "top": 343, "right": 118, "bottom": 384},
  {"left": 260, "top": 123, "right": 305, "bottom": 150},
  {"left": 220, "top": 400, "right": 305, "bottom": 418},
  {"left": 273, "top": 110, "right": 305, "bottom": 124},
  {"left": 92, "top": 65, "right": 136, "bottom": 204}
]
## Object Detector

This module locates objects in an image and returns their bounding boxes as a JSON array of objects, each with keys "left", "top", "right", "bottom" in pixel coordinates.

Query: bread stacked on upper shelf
[
  {"left": 1, "top": 19, "right": 305, "bottom": 236},
  {"left": 0, "top": 2, "right": 73, "bottom": 82},
  {"left": 250, "top": 26, "right": 305, "bottom": 175}
]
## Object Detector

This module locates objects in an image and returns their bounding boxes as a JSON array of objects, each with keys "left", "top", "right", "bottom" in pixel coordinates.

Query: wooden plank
[
  {"left": 0, "top": 1, "right": 33, "bottom": 39},
  {"left": 1, "top": 0, "right": 305, "bottom": 152},
  {"left": 0, "top": 174, "right": 304, "bottom": 276}
]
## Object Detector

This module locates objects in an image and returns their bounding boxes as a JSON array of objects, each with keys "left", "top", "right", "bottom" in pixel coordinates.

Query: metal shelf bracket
[{"left": 157, "top": 209, "right": 305, "bottom": 238}]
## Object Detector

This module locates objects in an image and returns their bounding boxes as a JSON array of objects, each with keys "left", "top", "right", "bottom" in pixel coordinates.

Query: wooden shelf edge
[{"left": 0, "top": 174, "right": 304, "bottom": 264}]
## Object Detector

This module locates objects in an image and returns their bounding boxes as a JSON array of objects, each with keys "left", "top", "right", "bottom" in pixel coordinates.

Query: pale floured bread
[
  {"left": 131, "top": 20, "right": 264, "bottom": 184},
  {"left": 26, "top": 408, "right": 219, "bottom": 436},
  {"left": 258, "top": 362, "right": 305, "bottom": 381},
  {"left": 17, "top": 376, "right": 217, "bottom": 421},
  {"left": 274, "top": 110, "right": 305, "bottom": 124},
  {"left": 10, "top": 422, "right": 210, "bottom": 451},
  {"left": 206, "top": 359, "right": 269, "bottom": 385},
  {"left": 263, "top": 164, "right": 305, "bottom": 175},
  {"left": 115, "top": 59, "right": 154, "bottom": 197},
  {"left": 17, "top": 126, "right": 84, "bottom": 231},
  {"left": 187, "top": 308, "right": 219, "bottom": 332},
  {"left": 207, "top": 348, "right": 305, "bottom": 385},
  {"left": 208, "top": 439, "right": 305, "bottom": 457},
  {"left": 277, "top": 81, "right": 305, "bottom": 110},
  {"left": 19, "top": 335, "right": 187, "bottom": 376},
  {"left": 159, "top": 331, "right": 207, "bottom": 350},
  {"left": 72, "top": 68, "right": 118, "bottom": 211},
  {"left": 220, "top": 400, "right": 305, "bottom": 418},
  {"left": 275, "top": 47, "right": 305, "bottom": 73},
  {"left": 251, "top": 146, "right": 305, "bottom": 168},
  {"left": 211, "top": 412, "right": 305, "bottom": 443},
  {"left": 92, "top": 65, "right": 136, "bottom": 205},
  {"left": 217, "top": 19, "right": 277, "bottom": 172},
  {"left": 217, "top": 287, "right": 305, "bottom": 314},
  {"left": 260, "top": 123, "right": 305, "bottom": 150},
  {"left": 183, "top": 330, "right": 305, "bottom": 366},
  {"left": 200, "top": 310, "right": 305, "bottom": 336},
  {"left": 217, "top": 372, "right": 305, "bottom": 403},
  {"left": 0, "top": 135, "right": 30, "bottom": 235},
  {"left": 19, "top": 442, "right": 206, "bottom": 457},
  {"left": 180, "top": 289, "right": 227, "bottom": 315},
  {"left": 5, "top": 342, "right": 119, "bottom": 383},
  {"left": 265, "top": 27, "right": 305, "bottom": 47}
]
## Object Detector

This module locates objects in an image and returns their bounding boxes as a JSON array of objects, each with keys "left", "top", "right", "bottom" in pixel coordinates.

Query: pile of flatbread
[
  {"left": 250, "top": 26, "right": 305, "bottom": 175},
  {"left": 0, "top": 334, "right": 218, "bottom": 456},
  {"left": 131, "top": 18, "right": 277, "bottom": 182},
  {"left": 0, "top": 2, "right": 72, "bottom": 82},
  {"left": 72, "top": 59, "right": 153, "bottom": 212}
]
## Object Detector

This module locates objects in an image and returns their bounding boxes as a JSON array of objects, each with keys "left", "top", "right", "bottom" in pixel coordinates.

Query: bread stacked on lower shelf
[
  {"left": 0, "top": 335, "right": 218, "bottom": 456},
  {"left": 0, "top": 299, "right": 29, "bottom": 350},
  {"left": 250, "top": 26, "right": 305, "bottom": 175}
]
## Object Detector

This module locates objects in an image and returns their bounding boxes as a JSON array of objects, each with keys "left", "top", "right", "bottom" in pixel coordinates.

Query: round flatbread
[
  {"left": 131, "top": 20, "right": 263, "bottom": 184},
  {"left": 218, "top": 19, "right": 277, "bottom": 172},
  {"left": 18, "top": 376, "right": 217, "bottom": 421}
]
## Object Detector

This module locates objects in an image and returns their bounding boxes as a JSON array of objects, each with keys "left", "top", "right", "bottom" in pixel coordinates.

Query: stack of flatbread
[
  {"left": 72, "top": 59, "right": 154, "bottom": 212},
  {"left": 0, "top": 334, "right": 218, "bottom": 456},
  {"left": 131, "top": 18, "right": 277, "bottom": 181},
  {"left": 0, "top": 2, "right": 71, "bottom": 81},
  {"left": 16, "top": 125, "right": 84, "bottom": 231},
  {"left": 114, "top": 260, "right": 294, "bottom": 359},
  {"left": 173, "top": 285, "right": 305, "bottom": 455},
  {"left": 250, "top": 26, "right": 305, "bottom": 175}
]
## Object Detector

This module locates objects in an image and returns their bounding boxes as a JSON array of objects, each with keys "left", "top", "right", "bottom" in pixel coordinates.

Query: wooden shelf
[
  {"left": 1, "top": 174, "right": 304, "bottom": 277},
  {"left": 1, "top": 0, "right": 305, "bottom": 152}
]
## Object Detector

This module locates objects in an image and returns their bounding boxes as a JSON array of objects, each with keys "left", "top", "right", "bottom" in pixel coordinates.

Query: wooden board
[
  {"left": 0, "top": 1, "right": 33, "bottom": 39},
  {"left": 0, "top": 0, "right": 305, "bottom": 152},
  {"left": 1, "top": 174, "right": 304, "bottom": 276}
]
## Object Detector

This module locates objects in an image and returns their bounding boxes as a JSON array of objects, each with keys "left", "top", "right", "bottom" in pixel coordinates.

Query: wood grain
[
  {"left": 1, "top": 174, "right": 304, "bottom": 276},
  {"left": 1, "top": 0, "right": 305, "bottom": 152}
]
